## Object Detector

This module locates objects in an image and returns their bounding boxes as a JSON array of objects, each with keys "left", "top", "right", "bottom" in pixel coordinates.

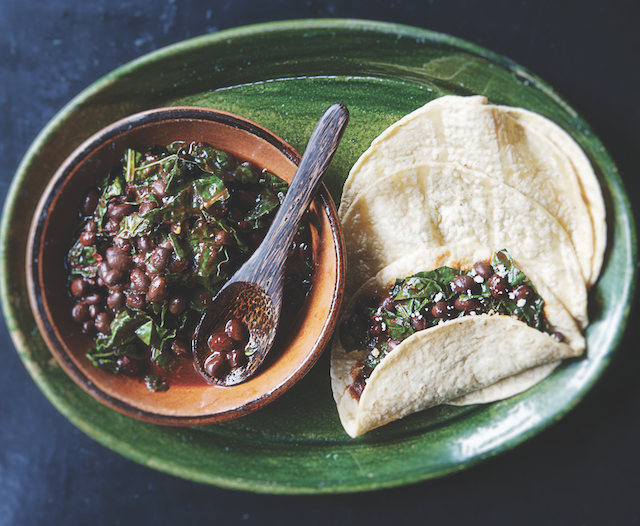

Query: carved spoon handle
[{"left": 234, "top": 103, "right": 350, "bottom": 296}]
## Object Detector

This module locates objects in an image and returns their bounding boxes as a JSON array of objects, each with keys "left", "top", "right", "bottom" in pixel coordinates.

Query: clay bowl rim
[{"left": 27, "top": 106, "right": 346, "bottom": 427}]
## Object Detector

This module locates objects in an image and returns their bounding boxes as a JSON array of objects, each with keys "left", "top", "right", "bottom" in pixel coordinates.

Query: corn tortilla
[{"left": 339, "top": 95, "right": 605, "bottom": 286}]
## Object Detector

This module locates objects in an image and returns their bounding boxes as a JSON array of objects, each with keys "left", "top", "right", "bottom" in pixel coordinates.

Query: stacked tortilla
[{"left": 331, "top": 95, "right": 606, "bottom": 438}]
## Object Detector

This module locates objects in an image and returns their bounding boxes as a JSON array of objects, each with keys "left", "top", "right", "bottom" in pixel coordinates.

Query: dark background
[{"left": 1, "top": 1, "right": 638, "bottom": 525}]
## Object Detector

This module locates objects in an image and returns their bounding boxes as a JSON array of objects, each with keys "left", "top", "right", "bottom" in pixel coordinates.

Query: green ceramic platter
[{"left": 1, "top": 19, "right": 635, "bottom": 494}]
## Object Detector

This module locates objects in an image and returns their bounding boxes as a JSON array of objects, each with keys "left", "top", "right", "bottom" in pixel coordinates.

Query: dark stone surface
[{"left": 1, "top": 1, "right": 638, "bottom": 525}]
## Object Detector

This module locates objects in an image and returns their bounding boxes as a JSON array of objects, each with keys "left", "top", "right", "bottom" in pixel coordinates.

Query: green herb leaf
[
  {"left": 192, "top": 176, "right": 229, "bottom": 210},
  {"left": 492, "top": 249, "right": 526, "bottom": 286},
  {"left": 144, "top": 374, "right": 169, "bottom": 392},
  {"left": 117, "top": 213, "right": 151, "bottom": 239}
]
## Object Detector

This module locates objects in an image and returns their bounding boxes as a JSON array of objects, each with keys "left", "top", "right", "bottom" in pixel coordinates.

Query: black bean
[
  {"left": 451, "top": 274, "right": 477, "bottom": 294},
  {"left": 84, "top": 220, "right": 98, "bottom": 233},
  {"left": 167, "top": 256, "right": 188, "bottom": 273},
  {"left": 139, "top": 201, "right": 157, "bottom": 215},
  {"left": 88, "top": 304, "right": 101, "bottom": 318},
  {"left": 130, "top": 268, "right": 150, "bottom": 293},
  {"left": 79, "top": 231, "right": 96, "bottom": 246},
  {"left": 146, "top": 276, "right": 168, "bottom": 302},
  {"left": 150, "top": 247, "right": 170, "bottom": 270},
  {"left": 387, "top": 339, "right": 401, "bottom": 351},
  {"left": 137, "top": 235, "right": 155, "bottom": 252},
  {"left": 126, "top": 292, "right": 146, "bottom": 310},
  {"left": 378, "top": 296, "right": 395, "bottom": 311},
  {"left": 513, "top": 284, "right": 533, "bottom": 301},
  {"left": 108, "top": 203, "right": 135, "bottom": 221},
  {"left": 225, "top": 319, "right": 248, "bottom": 344},
  {"left": 144, "top": 263, "right": 161, "bottom": 280},
  {"left": 132, "top": 253, "right": 146, "bottom": 268},
  {"left": 113, "top": 236, "right": 133, "bottom": 252},
  {"left": 214, "top": 231, "right": 234, "bottom": 245},
  {"left": 71, "top": 302, "right": 90, "bottom": 323},
  {"left": 207, "top": 332, "right": 234, "bottom": 352},
  {"left": 169, "top": 295, "right": 187, "bottom": 315},
  {"left": 94, "top": 312, "right": 112, "bottom": 335},
  {"left": 432, "top": 301, "right": 453, "bottom": 318},
  {"left": 81, "top": 189, "right": 99, "bottom": 216},
  {"left": 151, "top": 179, "right": 167, "bottom": 198},
  {"left": 369, "top": 316, "right": 383, "bottom": 335},
  {"left": 488, "top": 274, "right": 508, "bottom": 298},
  {"left": 104, "top": 219, "right": 119, "bottom": 233},
  {"left": 107, "top": 290, "right": 126, "bottom": 310},
  {"left": 454, "top": 296, "right": 480, "bottom": 312},
  {"left": 411, "top": 316, "right": 427, "bottom": 331},
  {"left": 98, "top": 262, "right": 110, "bottom": 280},
  {"left": 103, "top": 269, "right": 124, "bottom": 287},
  {"left": 71, "top": 278, "right": 89, "bottom": 297},
  {"left": 203, "top": 351, "right": 226, "bottom": 378},
  {"left": 84, "top": 292, "right": 102, "bottom": 305},
  {"left": 105, "top": 247, "right": 132, "bottom": 272},
  {"left": 474, "top": 261, "right": 493, "bottom": 280}
]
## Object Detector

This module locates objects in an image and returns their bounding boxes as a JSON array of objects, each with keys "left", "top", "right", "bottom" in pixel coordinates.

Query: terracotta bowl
[{"left": 27, "top": 107, "right": 345, "bottom": 426}]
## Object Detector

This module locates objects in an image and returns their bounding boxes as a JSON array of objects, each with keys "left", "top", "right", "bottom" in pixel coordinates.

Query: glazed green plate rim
[{"left": 1, "top": 19, "right": 636, "bottom": 493}]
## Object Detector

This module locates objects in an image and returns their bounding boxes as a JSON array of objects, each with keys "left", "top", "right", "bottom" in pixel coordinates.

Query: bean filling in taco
[{"left": 341, "top": 250, "right": 564, "bottom": 401}]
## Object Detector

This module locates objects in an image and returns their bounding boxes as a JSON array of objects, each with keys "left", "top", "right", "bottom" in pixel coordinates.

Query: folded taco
[{"left": 330, "top": 246, "right": 585, "bottom": 438}]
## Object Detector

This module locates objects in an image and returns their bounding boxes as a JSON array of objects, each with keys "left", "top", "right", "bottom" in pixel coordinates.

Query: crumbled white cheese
[
  {"left": 508, "top": 291, "right": 516, "bottom": 300},
  {"left": 371, "top": 348, "right": 380, "bottom": 358},
  {"left": 433, "top": 292, "right": 444, "bottom": 302},
  {"left": 380, "top": 322, "right": 387, "bottom": 331},
  {"left": 516, "top": 298, "right": 527, "bottom": 307},
  {"left": 496, "top": 264, "right": 508, "bottom": 277},
  {"left": 473, "top": 275, "right": 484, "bottom": 283}
]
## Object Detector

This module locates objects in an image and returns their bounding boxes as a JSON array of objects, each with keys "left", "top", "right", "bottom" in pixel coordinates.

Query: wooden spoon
[{"left": 193, "top": 103, "right": 349, "bottom": 386}]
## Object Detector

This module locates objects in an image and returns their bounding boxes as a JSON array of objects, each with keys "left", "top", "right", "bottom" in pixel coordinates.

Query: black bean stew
[
  {"left": 340, "top": 250, "right": 563, "bottom": 401},
  {"left": 68, "top": 141, "right": 314, "bottom": 391}
]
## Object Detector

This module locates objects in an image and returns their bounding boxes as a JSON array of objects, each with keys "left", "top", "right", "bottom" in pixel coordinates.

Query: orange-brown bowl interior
[{"left": 27, "top": 107, "right": 345, "bottom": 426}]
